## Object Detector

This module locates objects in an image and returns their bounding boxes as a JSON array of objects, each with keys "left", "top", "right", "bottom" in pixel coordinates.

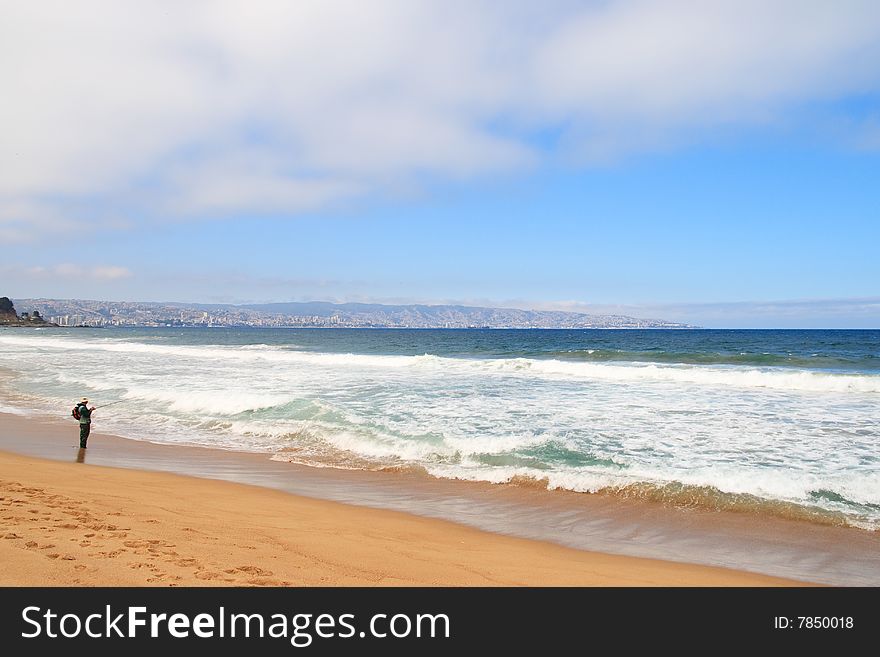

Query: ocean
[{"left": 1, "top": 327, "right": 878, "bottom": 530}]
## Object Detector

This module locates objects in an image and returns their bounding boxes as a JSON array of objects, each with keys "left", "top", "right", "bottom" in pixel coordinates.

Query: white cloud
[
  {"left": 10, "top": 264, "right": 133, "bottom": 281},
  {"left": 531, "top": 2, "right": 880, "bottom": 118},
  {"left": 1, "top": 0, "right": 879, "bottom": 235},
  {"left": 162, "top": 149, "right": 368, "bottom": 214},
  {"left": 90, "top": 266, "right": 134, "bottom": 281}
]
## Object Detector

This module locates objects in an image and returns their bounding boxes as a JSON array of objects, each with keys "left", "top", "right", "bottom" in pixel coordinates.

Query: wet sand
[
  {"left": 0, "top": 449, "right": 804, "bottom": 587},
  {"left": 2, "top": 412, "right": 878, "bottom": 585}
]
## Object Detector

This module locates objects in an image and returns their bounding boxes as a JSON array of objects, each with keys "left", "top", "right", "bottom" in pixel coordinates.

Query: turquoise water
[{"left": 1, "top": 327, "right": 878, "bottom": 528}]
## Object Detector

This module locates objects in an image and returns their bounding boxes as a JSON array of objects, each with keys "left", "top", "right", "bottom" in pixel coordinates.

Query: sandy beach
[
  {"left": 0, "top": 408, "right": 800, "bottom": 586},
  {"left": 1, "top": 447, "right": 807, "bottom": 587}
]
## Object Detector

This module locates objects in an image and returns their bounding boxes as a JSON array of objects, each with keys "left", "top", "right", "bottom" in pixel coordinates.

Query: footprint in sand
[
  {"left": 94, "top": 550, "right": 124, "bottom": 558},
  {"left": 226, "top": 565, "right": 274, "bottom": 576},
  {"left": 172, "top": 558, "right": 199, "bottom": 567},
  {"left": 246, "top": 577, "right": 285, "bottom": 586},
  {"left": 129, "top": 562, "right": 154, "bottom": 571},
  {"left": 194, "top": 571, "right": 223, "bottom": 580},
  {"left": 123, "top": 539, "right": 175, "bottom": 550}
]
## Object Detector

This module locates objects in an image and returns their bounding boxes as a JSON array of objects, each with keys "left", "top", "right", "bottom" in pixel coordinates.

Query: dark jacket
[{"left": 78, "top": 404, "right": 92, "bottom": 425}]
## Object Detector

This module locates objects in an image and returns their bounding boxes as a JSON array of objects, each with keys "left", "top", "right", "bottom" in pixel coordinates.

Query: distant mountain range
[
  {"left": 11, "top": 298, "right": 694, "bottom": 329},
  {"left": 238, "top": 301, "right": 692, "bottom": 328}
]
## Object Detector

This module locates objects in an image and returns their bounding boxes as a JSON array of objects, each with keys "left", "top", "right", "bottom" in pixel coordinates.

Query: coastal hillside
[
  {"left": 13, "top": 298, "right": 693, "bottom": 329},
  {"left": 0, "top": 297, "right": 16, "bottom": 323},
  {"left": 0, "top": 297, "right": 51, "bottom": 326}
]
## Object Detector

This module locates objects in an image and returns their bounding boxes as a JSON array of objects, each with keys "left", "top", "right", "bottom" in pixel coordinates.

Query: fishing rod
[{"left": 93, "top": 399, "right": 129, "bottom": 410}]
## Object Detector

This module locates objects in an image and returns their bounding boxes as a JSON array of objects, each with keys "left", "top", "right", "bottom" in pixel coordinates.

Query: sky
[{"left": 2, "top": 0, "right": 879, "bottom": 328}]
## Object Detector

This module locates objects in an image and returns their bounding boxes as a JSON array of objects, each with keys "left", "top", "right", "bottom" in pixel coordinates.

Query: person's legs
[{"left": 80, "top": 423, "right": 90, "bottom": 448}]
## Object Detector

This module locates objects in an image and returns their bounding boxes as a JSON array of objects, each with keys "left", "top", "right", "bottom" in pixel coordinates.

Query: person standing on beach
[{"left": 76, "top": 397, "right": 95, "bottom": 448}]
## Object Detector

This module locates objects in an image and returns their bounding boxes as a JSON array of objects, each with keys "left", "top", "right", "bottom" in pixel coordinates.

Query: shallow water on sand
[{"left": 2, "top": 412, "right": 880, "bottom": 586}]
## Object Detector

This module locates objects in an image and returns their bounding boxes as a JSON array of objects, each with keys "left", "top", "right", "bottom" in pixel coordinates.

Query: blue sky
[{"left": 3, "top": 1, "right": 880, "bottom": 327}]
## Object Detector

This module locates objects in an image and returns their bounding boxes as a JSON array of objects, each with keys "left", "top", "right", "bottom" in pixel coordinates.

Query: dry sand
[{"left": 0, "top": 450, "right": 805, "bottom": 586}]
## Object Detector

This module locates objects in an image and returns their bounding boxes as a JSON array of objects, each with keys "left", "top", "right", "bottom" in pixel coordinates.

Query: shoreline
[
  {"left": 2, "top": 413, "right": 878, "bottom": 585},
  {"left": 0, "top": 450, "right": 801, "bottom": 587}
]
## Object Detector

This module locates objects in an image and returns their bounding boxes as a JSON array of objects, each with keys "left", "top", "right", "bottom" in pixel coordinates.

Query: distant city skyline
[
  {"left": 3, "top": 2, "right": 879, "bottom": 328},
  {"left": 12, "top": 298, "right": 692, "bottom": 330},
  {"left": 8, "top": 295, "right": 880, "bottom": 330}
]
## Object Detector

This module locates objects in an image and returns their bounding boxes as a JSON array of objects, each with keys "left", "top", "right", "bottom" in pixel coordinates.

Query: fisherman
[{"left": 75, "top": 397, "right": 96, "bottom": 448}]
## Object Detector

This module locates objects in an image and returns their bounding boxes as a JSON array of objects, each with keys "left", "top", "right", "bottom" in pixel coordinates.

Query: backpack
[{"left": 72, "top": 405, "right": 81, "bottom": 420}]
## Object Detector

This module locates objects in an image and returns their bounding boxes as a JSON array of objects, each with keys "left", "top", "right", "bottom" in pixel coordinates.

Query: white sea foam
[
  {"left": 120, "top": 387, "right": 291, "bottom": 416},
  {"left": 444, "top": 431, "right": 551, "bottom": 454},
  {"left": 425, "top": 461, "right": 880, "bottom": 513},
  {"left": 2, "top": 334, "right": 878, "bottom": 393},
  {"left": 0, "top": 331, "right": 877, "bottom": 527}
]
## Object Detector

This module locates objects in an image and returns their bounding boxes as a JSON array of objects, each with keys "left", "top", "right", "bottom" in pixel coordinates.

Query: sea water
[{"left": 1, "top": 327, "right": 877, "bottom": 529}]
